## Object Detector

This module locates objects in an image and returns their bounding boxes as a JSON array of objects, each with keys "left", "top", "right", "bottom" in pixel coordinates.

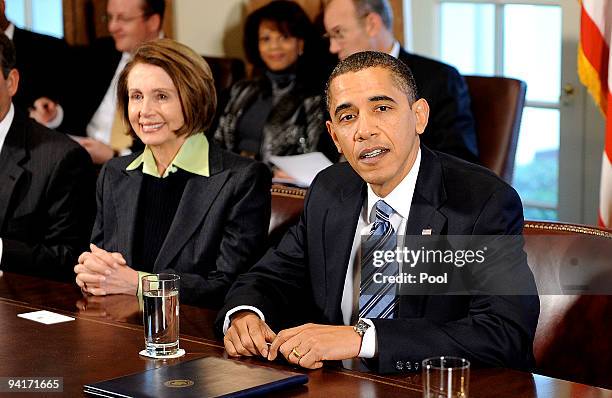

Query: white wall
[{"left": 174, "top": 0, "right": 247, "bottom": 59}]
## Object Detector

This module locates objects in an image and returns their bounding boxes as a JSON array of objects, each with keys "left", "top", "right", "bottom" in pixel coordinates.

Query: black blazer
[
  {"left": 0, "top": 110, "right": 96, "bottom": 279},
  {"left": 218, "top": 145, "right": 539, "bottom": 373},
  {"left": 91, "top": 142, "right": 272, "bottom": 307},
  {"left": 57, "top": 37, "right": 122, "bottom": 136},
  {"left": 399, "top": 48, "right": 479, "bottom": 164},
  {"left": 12, "top": 27, "right": 68, "bottom": 111}
]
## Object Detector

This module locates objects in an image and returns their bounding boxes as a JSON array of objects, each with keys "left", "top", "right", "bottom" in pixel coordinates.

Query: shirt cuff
[
  {"left": 45, "top": 104, "right": 64, "bottom": 129},
  {"left": 222, "top": 305, "right": 265, "bottom": 335},
  {"left": 358, "top": 318, "right": 378, "bottom": 358},
  {"left": 136, "top": 271, "right": 153, "bottom": 310}
]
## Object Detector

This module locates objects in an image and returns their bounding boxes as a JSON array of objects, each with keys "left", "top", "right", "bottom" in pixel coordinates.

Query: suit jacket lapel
[
  {"left": 153, "top": 146, "right": 230, "bottom": 271},
  {"left": 323, "top": 167, "right": 365, "bottom": 323},
  {"left": 112, "top": 167, "right": 142, "bottom": 266},
  {"left": 405, "top": 147, "right": 448, "bottom": 236},
  {"left": 0, "top": 116, "right": 26, "bottom": 228},
  {"left": 401, "top": 146, "right": 448, "bottom": 318}
]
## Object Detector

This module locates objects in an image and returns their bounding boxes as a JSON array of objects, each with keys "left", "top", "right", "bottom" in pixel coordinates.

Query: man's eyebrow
[
  {"left": 369, "top": 95, "right": 397, "bottom": 103},
  {"left": 333, "top": 103, "right": 352, "bottom": 117}
]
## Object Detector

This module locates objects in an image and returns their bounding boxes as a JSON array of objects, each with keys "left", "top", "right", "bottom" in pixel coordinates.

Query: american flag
[{"left": 578, "top": 0, "right": 612, "bottom": 228}]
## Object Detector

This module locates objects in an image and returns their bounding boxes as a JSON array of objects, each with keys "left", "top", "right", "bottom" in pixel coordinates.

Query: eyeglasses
[
  {"left": 102, "top": 13, "right": 149, "bottom": 25},
  {"left": 323, "top": 28, "right": 347, "bottom": 42},
  {"left": 323, "top": 12, "right": 370, "bottom": 42}
]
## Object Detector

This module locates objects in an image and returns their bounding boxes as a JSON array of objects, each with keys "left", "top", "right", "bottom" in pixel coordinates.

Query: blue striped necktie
[{"left": 359, "top": 200, "right": 400, "bottom": 319}]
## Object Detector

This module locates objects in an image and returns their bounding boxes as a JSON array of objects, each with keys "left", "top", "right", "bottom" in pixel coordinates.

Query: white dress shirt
[
  {"left": 224, "top": 150, "right": 422, "bottom": 359},
  {"left": 44, "top": 52, "right": 131, "bottom": 139},
  {"left": 4, "top": 23, "right": 15, "bottom": 40},
  {"left": 85, "top": 52, "right": 131, "bottom": 143},
  {"left": 0, "top": 104, "right": 17, "bottom": 266},
  {"left": 389, "top": 40, "right": 401, "bottom": 59}
]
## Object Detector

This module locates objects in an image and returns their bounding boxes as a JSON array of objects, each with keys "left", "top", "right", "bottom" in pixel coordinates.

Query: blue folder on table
[{"left": 83, "top": 356, "right": 308, "bottom": 398}]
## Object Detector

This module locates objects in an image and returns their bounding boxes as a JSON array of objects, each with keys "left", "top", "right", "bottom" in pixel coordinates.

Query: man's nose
[
  {"left": 355, "top": 112, "right": 376, "bottom": 141},
  {"left": 329, "top": 38, "right": 340, "bottom": 55}
]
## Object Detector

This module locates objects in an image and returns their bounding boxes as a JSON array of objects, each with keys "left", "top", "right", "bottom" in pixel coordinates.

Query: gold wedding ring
[{"left": 291, "top": 347, "right": 303, "bottom": 359}]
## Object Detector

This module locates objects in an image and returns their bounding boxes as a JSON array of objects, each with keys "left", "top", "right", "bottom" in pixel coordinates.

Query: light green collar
[{"left": 126, "top": 133, "right": 210, "bottom": 178}]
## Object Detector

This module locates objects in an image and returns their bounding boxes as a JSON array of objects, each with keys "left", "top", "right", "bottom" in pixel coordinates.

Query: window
[
  {"left": 6, "top": 0, "right": 63, "bottom": 38},
  {"left": 439, "top": 1, "right": 562, "bottom": 220}
]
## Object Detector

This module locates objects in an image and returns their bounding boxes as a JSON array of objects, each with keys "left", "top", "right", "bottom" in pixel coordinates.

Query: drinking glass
[{"left": 422, "top": 356, "right": 470, "bottom": 398}]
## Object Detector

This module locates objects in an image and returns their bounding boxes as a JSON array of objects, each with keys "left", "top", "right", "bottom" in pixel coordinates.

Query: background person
[
  {"left": 29, "top": 0, "right": 165, "bottom": 165},
  {"left": 214, "top": 0, "right": 336, "bottom": 170},
  {"left": 74, "top": 38, "right": 271, "bottom": 307},
  {"left": 0, "top": 33, "right": 95, "bottom": 280},
  {"left": 323, "top": 0, "right": 479, "bottom": 163}
]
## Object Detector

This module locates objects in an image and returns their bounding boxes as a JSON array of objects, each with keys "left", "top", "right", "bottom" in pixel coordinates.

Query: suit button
[
  {"left": 405, "top": 361, "right": 412, "bottom": 371},
  {"left": 395, "top": 361, "right": 404, "bottom": 371},
  {"left": 414, "top": 362, "right": 420, "bottom": 371}
]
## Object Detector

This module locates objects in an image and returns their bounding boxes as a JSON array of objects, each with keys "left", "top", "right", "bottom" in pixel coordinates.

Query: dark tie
[{"left": 359, "top": 200, "right": 400, "bottom": 319}]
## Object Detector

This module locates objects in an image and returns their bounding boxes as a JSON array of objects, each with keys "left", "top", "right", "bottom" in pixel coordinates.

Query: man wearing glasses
[
  {"left": 323, "top": 0, "right": 479, "bottom": 164},
  {"left": 29, "top": 0, "right": 164, "bottom": 165}
]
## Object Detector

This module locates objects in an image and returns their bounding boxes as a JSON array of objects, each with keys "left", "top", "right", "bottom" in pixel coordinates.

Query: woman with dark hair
[
  {"left": 214, "top": 0, "right": 333, "bottom": 168},
  {"left": 74, "top": 39, "right": 271, "bottom": 307}
]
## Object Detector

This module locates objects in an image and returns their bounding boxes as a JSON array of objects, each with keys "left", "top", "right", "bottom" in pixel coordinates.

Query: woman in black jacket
[{"left": 214, "top": 1, "right": 335, "bottom": 170}]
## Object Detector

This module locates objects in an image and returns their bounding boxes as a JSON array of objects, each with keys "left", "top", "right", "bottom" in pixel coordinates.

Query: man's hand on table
[{"left": 224, "top": 311, "right": 362, "bottom": 369}]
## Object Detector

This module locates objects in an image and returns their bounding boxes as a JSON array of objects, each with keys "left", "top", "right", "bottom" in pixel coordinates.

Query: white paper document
[
  {"left": 18, "top": 310, "right": 75, "bottom": 325},
  {"left": 270, "top": 152, "right": 333, "bottom": 187}
]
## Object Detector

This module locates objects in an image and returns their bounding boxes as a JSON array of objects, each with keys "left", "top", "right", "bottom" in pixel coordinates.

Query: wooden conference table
[{"left": 0, "top": 271, "right": 611, "bottom": 398}]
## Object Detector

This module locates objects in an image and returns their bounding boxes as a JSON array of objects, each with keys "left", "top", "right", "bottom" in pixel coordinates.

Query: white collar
[
  {"left": 0, "top": 103, "right": 15, "bottom": 153},
  {"left": 4, "top": 23, "right": 15, "bottom": 40},
  {"left": 389, "top": 40, "right": 400, "bottom": 59},
  {"left": 366, "top": 148, "right": 421, "bottom": 221}
]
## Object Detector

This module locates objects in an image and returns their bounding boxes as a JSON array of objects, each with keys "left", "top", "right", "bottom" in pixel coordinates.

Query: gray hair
[{"left": 354, "top": 0, "right": 393, "bottom": 30}]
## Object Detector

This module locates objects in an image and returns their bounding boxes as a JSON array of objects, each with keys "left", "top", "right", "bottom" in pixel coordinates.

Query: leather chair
[
  {"left": 524, "top": 221, "right": 612, "bottom": 389},
  {"left": 269, "top": 185, "right": 306, "bottom": 246},
  {"left": 202, "top": 56, "right": 246, "bottom": 94},
  {"left": 465, "top": 76, "right": 527, "bottom": 182}
]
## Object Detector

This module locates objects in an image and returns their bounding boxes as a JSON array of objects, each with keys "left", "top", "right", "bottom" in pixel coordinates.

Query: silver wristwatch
[{"left": 353, "top": 319, "right": 370, "bottom": 338}]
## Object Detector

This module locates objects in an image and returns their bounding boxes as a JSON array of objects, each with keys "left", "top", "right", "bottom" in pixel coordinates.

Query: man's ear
[
  {"left": 6, "top": 69, "right": 18, "bottom": 98},
  {"left": 412, "top": 98, "right": 429, "bottom": 135},
  {"left": 364, "top": 12, "right": 383, "bottom": 37},
  {"left": 146, "top": 14, "right": 162, "bottom": 36},
  {"left": 326, "top": 120, "right": 343, "bottom": 154}
]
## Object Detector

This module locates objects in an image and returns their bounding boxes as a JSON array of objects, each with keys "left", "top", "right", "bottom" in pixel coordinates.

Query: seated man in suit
[
  {"left": 0, "top": 0, "right": 68, "bottom": 112},
  {"left": 323, "top": 0, "right": 479, "bottom": 164},
  {"left": 0, "top": 33, "right": 95, "bottom": 280},
  {"left": 218, "top": 51, "right": 539, "bottom": 373},
  {"left": 29, "top": 0, "right": 164, "bottom": 165}
]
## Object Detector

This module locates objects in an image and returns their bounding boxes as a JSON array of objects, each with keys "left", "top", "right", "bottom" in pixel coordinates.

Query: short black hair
[
  {"left": 141, "top": 0, "right": 165, "bottom": 22},
  {"left": 243, "top": 0, "right": 316, "bottom": 69},
  {"left": 0, "top": 33, "right": 16, "bottom": 78},
  {"left": 325, "top": 51, "right": 418, "bottom": 110}
]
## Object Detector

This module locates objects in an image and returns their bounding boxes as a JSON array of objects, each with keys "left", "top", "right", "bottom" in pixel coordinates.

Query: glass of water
[
  {"left": 142, "top": 274, "right": 180, "bottom": 357},
  {"left": 422, "top": 356, "right": 470, "bottom": 398}
]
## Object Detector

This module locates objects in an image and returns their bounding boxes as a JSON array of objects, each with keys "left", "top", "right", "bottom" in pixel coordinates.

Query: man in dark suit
[
  {"left": 29, "top": 0, "right": 164, "bottom": 164},
  {"left": 0, "top": 0, "right": 68, "bottom": 111},
  {"left": 0, "top": 33, "right": 95, "bottom": 280},
  {"left": 218, "top": 51, "right": 538, "bottom": 373},
  {"left": 323, "top": 0, "right": 479, "bottom": 163}
]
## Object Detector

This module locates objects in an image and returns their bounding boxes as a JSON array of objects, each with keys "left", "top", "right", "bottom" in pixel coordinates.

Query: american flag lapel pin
[{"left": 421, "top": 228, "right": 432, "bottom": 235}]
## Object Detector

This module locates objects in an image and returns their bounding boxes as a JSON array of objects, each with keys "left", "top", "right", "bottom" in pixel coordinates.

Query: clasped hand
[
  {"left": 224, "top": 311, "right": 361, "bottom": 369},
  {"left": 74, "top": 244, "right": 139, "bottom": 296}
]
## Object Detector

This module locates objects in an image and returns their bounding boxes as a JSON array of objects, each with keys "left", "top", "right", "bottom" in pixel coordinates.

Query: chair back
[
  {"left": 524, "top": 221, "right": 612, "bottom": 389},
  {"left": 202, "top": 56, "right": 246, "bottom": 94},
  {"left": 465, "top": 76, "right": 526, "bottom": 182},
  {"left": 269, "top": 185, "right": 306, "bottom": 246}
]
